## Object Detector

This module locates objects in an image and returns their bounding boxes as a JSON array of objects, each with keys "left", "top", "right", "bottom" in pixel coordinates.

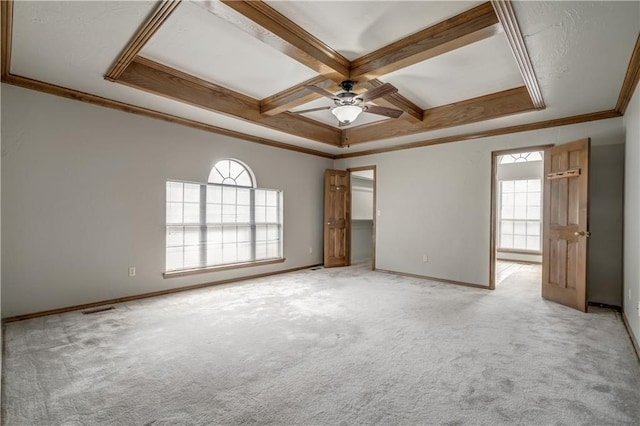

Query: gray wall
[
  {"left": 1, "top": 84, "right": 332, "bottom": 318},
  {"left": 351, "top": 175, "right": 374, "bottom": 262},
  {"left": 335, "top": 118, "right": 626, "bottom": 289},
  {"left": 624, "top": 81, "right": 640, "bottom": 345},
  {"left": 588, "top": 144, "right": 624, "bottom": 307}
]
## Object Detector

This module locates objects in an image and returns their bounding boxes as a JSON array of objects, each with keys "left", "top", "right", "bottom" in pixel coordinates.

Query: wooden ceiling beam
[
  {"left": 491, "top": 1, "right": 545, "bottom": 109},
  {"left": 105, "top": 0, "right": 181, "bottom": 81},
  {"left": 260, "top": 76, "right": 340, "bottom": 116},
  {"left": 201, "top": 0, "right": 350, "bottom": 81},
  {"left": 117, "top": 57, "right": 342, "bottom": 146},
  {"left": 341, "top": 86, "right": 536, "bottom": 146},
  {"left": 349, "top": 2, "right": 501, "bottom": 81}
]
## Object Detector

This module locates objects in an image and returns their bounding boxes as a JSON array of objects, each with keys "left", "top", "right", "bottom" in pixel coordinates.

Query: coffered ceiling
[{"left": 2, "top": 1, "right": 639, "bottom": 158}]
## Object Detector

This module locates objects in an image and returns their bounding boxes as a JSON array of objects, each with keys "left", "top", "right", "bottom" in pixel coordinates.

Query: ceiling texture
[{"left": 2, "top": 1, "right": 639, "bottom": 159}]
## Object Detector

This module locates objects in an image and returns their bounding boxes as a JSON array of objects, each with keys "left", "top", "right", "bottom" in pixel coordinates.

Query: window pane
[
  {"left": 255, "top": 190, "right": 266, "bottom": 206},
  {"left": 266, "top": 191, "right": 277, "bottom": 207},
  {"left": 502, "top": 181, "right": 514, "bottom": 192},
  {"left": 207, "top": 226, "right": 222, "bottom": 244},
  {"left": 514, "top": 205, "right": 527, "bottom": 219},
  {"left": 222, "top": 245, "right": 237, "bottom": 263},
  {"left": 527, "top": 221, "right": 540, "bottom": 236},
  {"left": 222, "top": 204, "right": 236, "bottom": 223},
  {"left": 267, "top": 224, "right": 279, "bottom": 241},
  {"left": 166, "top": 246, "right": 184, "bottom": 271},
  {"left": 500, "top": 220, "right": 513, "bottom": 234},
  {"left": 527, "top": 206, "right": 540, "bottom": 220},
  {"left": 167, "top": 202, "right": 183, "bottom": 223},
  {"left": 229, "top": 160, "right": 245, "bottom": 180},
  {"left": 500, "top": 233, "right": 513, "bottom": 249},
  {"left": 207, "top": 243, "right": 223, "bottom": 265},
  {"left": 207, "top": 186, "right": 222, "bottom": 203},
  {"left": 237, "top": 242, "right": 252, "bottom": 262},
  {"left": 513, "top": 221, "right": 526, "bottom": 235},
  {"left": 502, "top": 193, "right": 514, "bottom": 208},
  {"left": 184, "top": 227, "right": 200, "bottom": 246},
  {"left": 237, "top": 205, "right": 250, "bottom": 223},
  {"left": 184, "top": 184, "right": 200, "bottom": 202},
  {"left": 236, "top": 171, "right": 252, "bottom": 188},
  {"left": 528, "top": 179, "right": 541, "bottom": 192},
  {"left": 513, "top": 235, "right": 526, "bottom": 249},
  {"left": 514, "top": 193, "right": 527, "bottom": 207},
  {"left": 527, "top": 192, "right": 541, "bottom": 206},
  {"left": 166, "top": 226, "right": 184, "bottom": 247},
  {"left": 184, "top": 203, "right": 200, "bottom": 223},
  {"left": 184, "top": 246, "right": 200, "bottom": 268},
  {"left": 255, "top": 206, "right": 266, "bottom": 223},
  {"left": 267, "top": 242, "right": 280, "bottom": 258},
  {"left": 255, "top": 242, "right": 267, "bottom": 260},
  {"left": 222, "top": 186, "right": 236, "bottom": 204},
  {"left": 207, "top": 204, "right": 222, "bottom": 223},
  {"left": 502, "top": 204, "right": 514, "bottom": 220},
  {"left": 223, "top": 226, "right": 237, "bottom": 243},
  {"left": 527, "top": 236, "right": 540, "bottom": 251},
  {"left": 514, "top": 180, "right": 527, "bottom": 192},
  {"left": 216, "top": 161, "right": 230, "bottom": 180},
  {"left": 237, "top": 226, "right": 251, "bottom": 243},
  {"left": 266, "top": 207, "right": 278, "bottom": 223},
  {"left": 237, "top": 188, "right": 251, "bottom": 205},
  {"left": 256, "top": 225, "right": 267, "bottom": 242},
  {"left": 167, "top": 182, "right": 183, "bottom": 202}
]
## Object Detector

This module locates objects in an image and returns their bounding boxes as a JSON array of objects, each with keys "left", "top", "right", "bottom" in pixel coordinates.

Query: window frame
[{"left": 164, "top": 176, "right": 284, "bottom": 278}]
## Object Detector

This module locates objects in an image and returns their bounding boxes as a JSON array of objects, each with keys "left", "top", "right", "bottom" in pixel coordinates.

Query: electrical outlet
[
  {"left": 128, "top": 266, "right": 136, "bottom": 277},
  {"left": 377, "top": 210, "right": 381, "bottom": 217},
  {"left": 423, "top": 255, "right": 428, "bottom": 262},
  {"left": 630, "top": 288, "right": 632, "bottom": 301},
  {"left": 309, "top": 247, "right": 313, "bottom": 254}
]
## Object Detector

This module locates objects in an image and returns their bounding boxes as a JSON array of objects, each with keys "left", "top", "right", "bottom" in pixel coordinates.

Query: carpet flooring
[{"left": 2, "top": 264, "right": 639, "bottom": 425}]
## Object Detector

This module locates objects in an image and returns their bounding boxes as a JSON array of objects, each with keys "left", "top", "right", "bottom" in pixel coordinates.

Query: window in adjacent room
[
  {"left": 497, "top": 151, "right": 543, "bottom": 252},
  {"left": 165, "top": 159, "right": 283, "bottom": 274}
]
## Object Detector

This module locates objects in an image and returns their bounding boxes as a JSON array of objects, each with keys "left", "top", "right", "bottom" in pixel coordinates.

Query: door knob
[{"left": 574, "top": 231, "right": 591, "bottom": 237}]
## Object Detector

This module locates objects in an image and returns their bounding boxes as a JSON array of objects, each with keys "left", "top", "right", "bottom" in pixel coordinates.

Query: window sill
[
  {"left": 497, "top": 249, "right": 542, "bottom": 255},
  {"left": 163, "top": 258, "right": 285, "bottom": 279}
]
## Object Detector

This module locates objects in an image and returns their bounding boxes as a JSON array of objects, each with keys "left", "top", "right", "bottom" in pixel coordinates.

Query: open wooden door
[
  {"left": 324, "top": 169, "right": 350, "bottom": 267},
  {"left": 542, "top": 139, "right": 590, "bottom": 312}
]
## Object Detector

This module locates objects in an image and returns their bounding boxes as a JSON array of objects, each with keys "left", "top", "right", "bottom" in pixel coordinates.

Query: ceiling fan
[{"left": 292, "top": 80, "right": 404, "bottom": 126}]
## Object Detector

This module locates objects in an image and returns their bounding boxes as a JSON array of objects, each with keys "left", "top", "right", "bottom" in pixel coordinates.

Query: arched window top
[
  {"left": 499, "top": 151, "right": 543, "bottom": 164},
  {"left": 208, "top": 159, "right": 255, "bottom": 187}
]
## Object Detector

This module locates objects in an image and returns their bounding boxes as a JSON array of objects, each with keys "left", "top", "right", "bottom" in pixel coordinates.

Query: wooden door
[
  {"left": 324, "top": 169, "right": 350, "bottom": 267},
  {"left": 542, "top": 139, "right": 590, "bottom": 312}
]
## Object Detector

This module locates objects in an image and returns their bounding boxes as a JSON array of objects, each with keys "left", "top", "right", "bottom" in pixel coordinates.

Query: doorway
[
  {"left": 349, "top": 166, "right": 376, "bottom": 270},
  {"left": 490, "top": 147, "right": 549, "bottom": 289}
]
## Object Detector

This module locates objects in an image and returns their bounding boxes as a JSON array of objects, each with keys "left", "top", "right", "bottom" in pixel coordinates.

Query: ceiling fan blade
[
  {"left": 304, "top": 85, "right": 338, "bottom": 100},
  {"left": 290, "top": 106, "right": 332, "bottom": 114},
  {"left": 357, "top": 83, "right": 398, "bottom": 102},
  {"left": 363, "top": 105, "right": 404, "bottom": 119}
]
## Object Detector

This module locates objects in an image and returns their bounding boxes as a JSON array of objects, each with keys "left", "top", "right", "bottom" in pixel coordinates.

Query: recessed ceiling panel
[
  {"left": 382, "top": 34, "right": 524, "bottom": 109},
  {"left": 141, "top": 1, "right": 318, "bottom": 99},
  {"left": 265, "top": 1, "right": 483, "bottom": 60}
]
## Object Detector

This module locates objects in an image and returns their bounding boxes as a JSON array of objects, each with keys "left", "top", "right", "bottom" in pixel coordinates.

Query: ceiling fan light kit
[
  {"left": 300, "top": 80, "right": 403, "bottom": 126},
  {"left": 331, "top": 104, "right": 363, "bottom": 124}
]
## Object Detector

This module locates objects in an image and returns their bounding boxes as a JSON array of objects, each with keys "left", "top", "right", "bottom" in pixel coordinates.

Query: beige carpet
[{"left": 2, "top": 264, "right": 639, "bottom": 425}]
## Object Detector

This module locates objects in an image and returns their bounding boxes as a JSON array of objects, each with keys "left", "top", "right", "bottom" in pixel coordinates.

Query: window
[
  {"left": 499, "top": 151, "right": 543, "bottom": 164},
  {"left": 166, "top": 159, "right": 283, "bottom": 274},
  {"left": 498, "top": 179, "right": 541, "bottom": 252}
]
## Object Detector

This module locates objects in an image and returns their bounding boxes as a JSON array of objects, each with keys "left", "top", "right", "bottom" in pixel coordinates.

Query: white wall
[
  {"left": 624, "top": 81, "right": 640, "bottom": 345},
  {"left": 336, "top": 118, "right": 625, "bottom": 287},
  {"left": 1, "top": 84, "right": 332, "bottom": 318}
]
